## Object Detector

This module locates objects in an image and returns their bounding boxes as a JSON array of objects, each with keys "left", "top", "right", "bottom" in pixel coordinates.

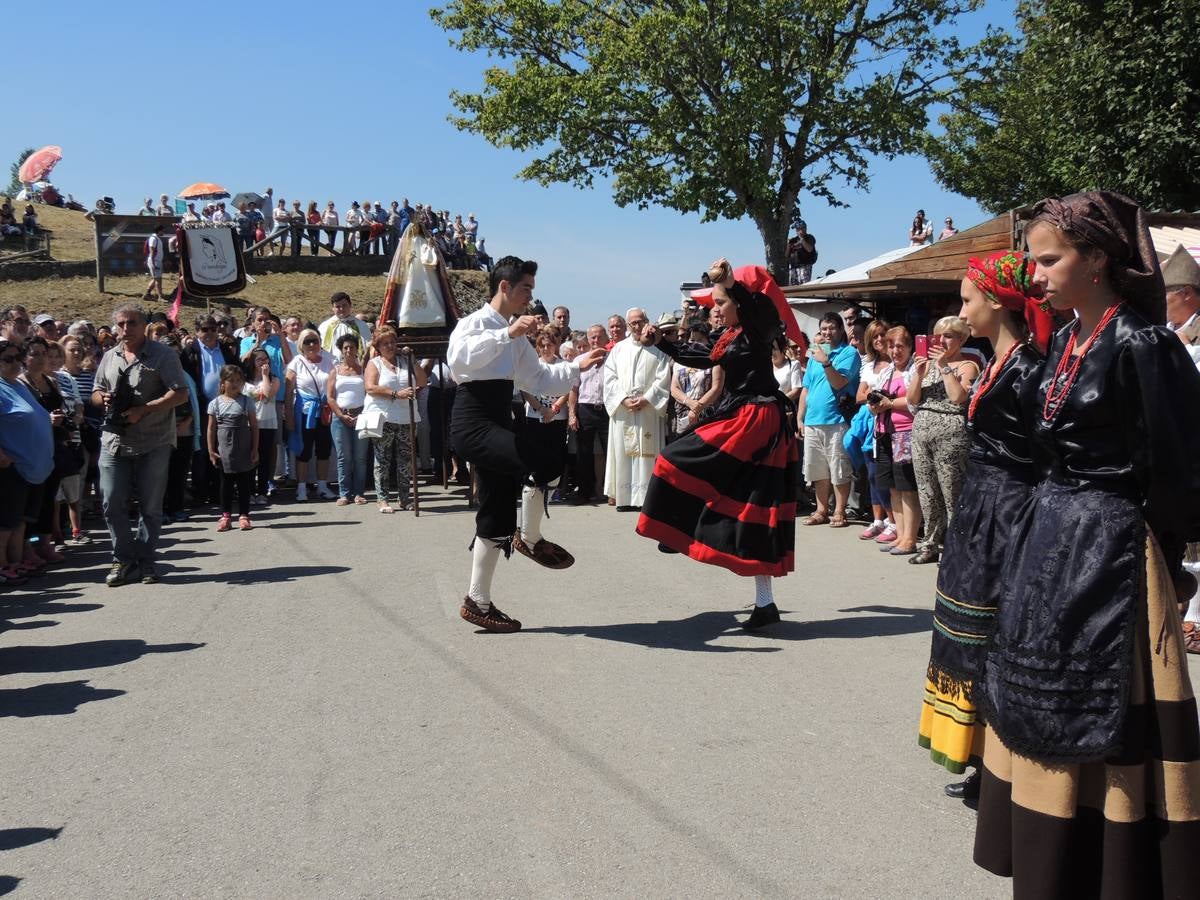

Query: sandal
[
  {"left": 802, "top": 513, "right": 830, "bottom": 526},
  {"left": 908, "top": 548, "right": 940, "bottom": 565},
  {"left": 378, "top": 504, "right": 395, "bottom": 515},
  {"left": 1183, "top": 621, "right": 1200, "bottom": 655},
  {"left": 512, "top": 533, "right": 575, "bottom": 570},
  {"left": 829, "top": 514, "right": 849, "bottom": 528},
  {"left": 460, "top": 597, "right": 522, "bottom": 633}
]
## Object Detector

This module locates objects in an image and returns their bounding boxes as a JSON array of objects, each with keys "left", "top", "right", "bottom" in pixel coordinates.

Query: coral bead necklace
[
  {"left": 968, "top": 339, "right": 1022, "bottom": 423},
  {"left": 1041, "top": 304, "right": 1121, "bottom": 422}
]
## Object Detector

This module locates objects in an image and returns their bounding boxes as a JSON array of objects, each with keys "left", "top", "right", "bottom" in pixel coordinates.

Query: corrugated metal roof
[
  {"left": 1150, "top": 225, "right": 1200, "bottom": 260},
  {"left": 803, "top": 245, "right": 921, "bottom": 287}
]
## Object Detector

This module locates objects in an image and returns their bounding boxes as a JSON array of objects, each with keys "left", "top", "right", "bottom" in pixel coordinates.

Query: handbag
[
  {"left": 356, "top": 408, "right": 385, "bottom": 438},
  {"left": 319, "top": 403, "right": 333, "bottom": 427}
]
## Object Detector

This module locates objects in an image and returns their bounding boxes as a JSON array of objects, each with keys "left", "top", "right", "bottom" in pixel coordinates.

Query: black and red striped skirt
[{"left": 636, "top": 398, "right": 798, "bottom": 577}]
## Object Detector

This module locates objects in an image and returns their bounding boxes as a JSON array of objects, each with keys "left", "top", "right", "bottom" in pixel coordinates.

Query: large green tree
[
  {"left": 431, "top": 1, "right": 1000, "bottom": 280},
  {"left": 926, "top": 0, "right": 1200, "bottom": 213},
  {"left": 6, "top": 148, "right": 35, "bottom": 197}
]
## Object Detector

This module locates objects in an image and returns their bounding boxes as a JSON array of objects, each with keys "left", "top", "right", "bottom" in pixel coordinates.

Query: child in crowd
[
  {"left": 246, "top": 348, "right": 279, "bottom": 506},
  {"left": 207, "top": 364, "right": 259, "bottom": 532}
]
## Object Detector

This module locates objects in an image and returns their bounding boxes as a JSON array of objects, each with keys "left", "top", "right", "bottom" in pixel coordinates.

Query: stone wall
[{"left": 0, "top": 260, "right": 95, "bottom": 282}]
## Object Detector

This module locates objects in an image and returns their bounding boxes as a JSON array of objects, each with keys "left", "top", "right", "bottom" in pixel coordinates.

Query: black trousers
[
  {"left": 164, "top": 435, "right": 193, "bottom": 516},
  {"left": 220, "top": 469, "right": 253, "bottom": 517},
  {"left": 427, "top": 385, "right": 458, "bottom": 483},
  {"left": 452, "top": 380, "right": 560, "bottom": 539},
  {"left": 191, "top": 412, "right": 220, "bottom": 503},
  {"left": 575, "top": 403, "right": 609, "bottom": 500},
  {"left": 255, "top": 428, "right": 277, "bottom": 495}
]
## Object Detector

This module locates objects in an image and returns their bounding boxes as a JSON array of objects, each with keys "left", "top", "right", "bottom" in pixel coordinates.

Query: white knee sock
[
  {"left": 468, "top": 538, "right": 503, "bottom": 611},
  {"left": 754, "top": 575, "right": 774, "bottom": 608},
  {"left": 521, "top": 484, "right": 545, "bottom": 544}
]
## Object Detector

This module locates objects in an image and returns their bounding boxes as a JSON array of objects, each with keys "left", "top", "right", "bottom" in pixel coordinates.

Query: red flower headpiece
[{"left": 966, "top": 251, "right": 1053, "bottom": 353}]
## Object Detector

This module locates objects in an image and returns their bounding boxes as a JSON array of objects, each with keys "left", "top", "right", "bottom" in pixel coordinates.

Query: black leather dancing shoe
[
  {"left": 743, "top": 603, "right": 781, "bottom": 630},
  {"left": 944, "top": 770, "right": 981, "bottom": 800}
]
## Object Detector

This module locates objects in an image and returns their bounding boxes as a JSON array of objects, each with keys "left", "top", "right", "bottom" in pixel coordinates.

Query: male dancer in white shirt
[{"left": 447, "top": 256, "right": 606, "bottom": 632}]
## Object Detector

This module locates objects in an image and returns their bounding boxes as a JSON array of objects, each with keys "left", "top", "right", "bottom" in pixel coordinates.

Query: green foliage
[
  {"left": 431, "top": 0, "right": 1001, "bottom": 277},
  {"left": 926, "top": 0, "right": 1200, "bottom": 213},
  {"left": 6, "top": 148, "right": 35, "bottom": 197}
]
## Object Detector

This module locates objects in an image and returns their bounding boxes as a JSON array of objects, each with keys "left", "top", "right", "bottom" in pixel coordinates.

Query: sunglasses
[{"left": 302, "top": 339, "right": 320, "bottom": 346}]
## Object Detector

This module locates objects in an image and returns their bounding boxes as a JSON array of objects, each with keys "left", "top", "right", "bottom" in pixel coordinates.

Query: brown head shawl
[{"left": 1028, "top": 191, "right": 1165, "bottom": 325}]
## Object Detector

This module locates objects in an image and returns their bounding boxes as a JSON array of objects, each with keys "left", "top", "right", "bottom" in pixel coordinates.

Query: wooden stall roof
[
  {"left": 784, "top": 212, "right": 1016, "bottom": 302},
  {"left": 784, "top": 208, "right": 1200, "bottom": 305}
]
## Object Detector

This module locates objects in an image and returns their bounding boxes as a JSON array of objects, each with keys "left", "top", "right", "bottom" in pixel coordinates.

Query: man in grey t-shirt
[{"left": 93, "top": 304, "right": 188, "bottom": 586}]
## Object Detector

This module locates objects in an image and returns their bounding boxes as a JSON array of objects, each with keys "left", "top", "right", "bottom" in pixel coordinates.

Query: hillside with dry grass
[{"left": 0, "top": 203, "right": 490, "bottom": 326}]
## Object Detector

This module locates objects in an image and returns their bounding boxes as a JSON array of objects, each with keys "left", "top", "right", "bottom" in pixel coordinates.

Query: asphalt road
[{"left": 3, "top": 488, "right": 1198, "bottom": 898}]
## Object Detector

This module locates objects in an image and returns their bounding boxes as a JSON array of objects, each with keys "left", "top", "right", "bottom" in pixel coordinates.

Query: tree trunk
[{"left": 754, "top": 214, "right": 791, "bottom": 287}]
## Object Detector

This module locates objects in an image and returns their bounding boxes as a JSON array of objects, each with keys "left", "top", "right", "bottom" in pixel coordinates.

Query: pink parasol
[{"left": 18, "top": 146, "right": 63, "bottom": 184}]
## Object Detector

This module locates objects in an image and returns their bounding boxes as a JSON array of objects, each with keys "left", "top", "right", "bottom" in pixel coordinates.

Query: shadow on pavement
[
  {"left": 266, "top": 521, "right": 360, "bottom": 530},
  {"left": 0, "top": 620, "right": 57, "bottom": 633},
  {"left": 164, "top": 565, "right": 349, "bottom": 586},
  {"left": 0, "top": 640, "right": 205, "bottom": 676},
  {"left": 0, "top": 681, "right": 125, "bottom": 718},
  {"left": 524, "top": 610, "right": 781, "bottom": 652},
  {"left": 525, "top": 604, "right": 932, "bottom": 650},
  {"left": 0, "top": 603, "right": 102, "bottom": 619},
  {"left": 0, "top": 828, "right": 62, "bottom": 851},
  {"left": 0, "top": 876, "right": 18, "bottom": 895}
]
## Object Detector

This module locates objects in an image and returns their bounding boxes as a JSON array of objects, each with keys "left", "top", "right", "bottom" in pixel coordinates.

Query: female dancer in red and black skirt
[
  {"left": 916, "top": 250, "right": 1050, "bottom": 798},
  {"left": 636, "top": 259, "right": 802, "bottom": 629},
  {"left": 973, "top": 192, "right": 1200, "bottom": 898}
]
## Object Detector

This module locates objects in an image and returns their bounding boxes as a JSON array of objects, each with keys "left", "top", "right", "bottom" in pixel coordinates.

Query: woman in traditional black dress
[
  {"left": 972, "top": 192, "right": 1200, "bottom": 899},
  {"left": 636, "top": 259, "right": 801, "bottom": 630},
  {"left": 917, "top": 250, "right": 1050, "bottom": 797}
]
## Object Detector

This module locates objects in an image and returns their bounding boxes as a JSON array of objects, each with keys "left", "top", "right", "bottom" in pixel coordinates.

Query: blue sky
[{"left": 9, "top": 0, "right": 1008, "bottom": 327}]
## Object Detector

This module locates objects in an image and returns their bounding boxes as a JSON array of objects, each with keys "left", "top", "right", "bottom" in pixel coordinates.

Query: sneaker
[
  {"left": 105, "top": 561, "right": 138, "bottom": 587},
  {"left": 238, "top": 515, "right": 253, "bottom": 531},
  {"left": 875, "top": 526, "right": 898, "bottom": 544},
  {"left": 296, "top": 483, "right": 308, "bottom": 502},
  {"left": 316, "top": 482, "right": 337, "bottom": 500},
  {"left": 140, "top": 563, "right": 160, "bottom": 584},
  {"left": 251, "top": 494, "right": 268, "bottom": 506},
  {"left": 216, "top": 514, "right": 232, "bottom": 533},
  {"left": 459, "top": 597, "right": 522, "bottom": 633},
  {"left": 66, "top": 531, "right": 92, "bottom": 546},
  {"left": 859, "top": 523, "right": 884, "bottom": 541}
]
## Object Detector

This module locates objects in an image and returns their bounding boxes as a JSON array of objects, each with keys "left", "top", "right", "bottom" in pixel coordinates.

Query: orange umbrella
[
  {"left": 178, "top": 182, "right": 230, "bottom": 200},
  {"left": 18, "top": 146, "right": 63, "bottom": 183}
]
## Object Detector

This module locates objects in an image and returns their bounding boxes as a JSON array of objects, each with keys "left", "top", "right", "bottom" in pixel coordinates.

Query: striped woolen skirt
[
  {"left": 973, "top": 534, "right": 1200, "bottom": 899},
  {"left": 919, "top": 462, "right": 1034, "bottom": 775},
  {"left": 635, "top": 397, "right": 798, "bottom": 577}
]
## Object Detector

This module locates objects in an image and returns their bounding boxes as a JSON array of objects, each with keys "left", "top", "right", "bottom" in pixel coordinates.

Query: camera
[{"left": 867, "top": 389, "right": 890, "bottom": 405}]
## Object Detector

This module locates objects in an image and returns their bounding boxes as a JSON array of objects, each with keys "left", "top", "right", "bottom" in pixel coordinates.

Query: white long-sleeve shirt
[{"left": 448, "top": 304, "right": 579, "bottom": 396}]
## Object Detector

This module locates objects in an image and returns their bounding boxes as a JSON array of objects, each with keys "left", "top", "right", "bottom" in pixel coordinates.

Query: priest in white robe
[{"left": 603, "top": 308, "right": 672, "bottom": 509}]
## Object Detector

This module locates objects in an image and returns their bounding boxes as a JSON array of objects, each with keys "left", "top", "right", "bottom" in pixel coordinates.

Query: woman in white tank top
[
  {"left": 327, "top": 333, "right": 369, "bottom": 505},
  {"left": 364, "top": 329, "right": 427, "bottom": 512}
]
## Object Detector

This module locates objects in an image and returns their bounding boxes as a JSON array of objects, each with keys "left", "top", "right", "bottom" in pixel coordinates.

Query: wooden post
[
  {"left": 94, "top": 221, "right": 105, "bottom": 292},
  {"left": 404, "top": 350, "right": 421, "bottom": 517}
]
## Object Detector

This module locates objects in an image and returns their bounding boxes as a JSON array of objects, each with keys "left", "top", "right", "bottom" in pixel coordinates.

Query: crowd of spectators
[
  {"left": 1, "top": 285, "right": 1064, "bottom": 591},
  {"left": 137, "top": 190, "right": 492, "bottom": 271}
]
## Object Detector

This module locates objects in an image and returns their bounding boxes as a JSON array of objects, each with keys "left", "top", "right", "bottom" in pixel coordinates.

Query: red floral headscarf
[{"left": 966, "top": 251, "right": 1053, "bottom": 353}]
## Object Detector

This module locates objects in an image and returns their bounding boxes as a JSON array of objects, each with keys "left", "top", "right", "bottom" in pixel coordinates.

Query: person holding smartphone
[
  {"left": 905, "top": 318, "right": 979, "bottom": 565},
  {"left": 796, "top": 314, "right": 861, "bottom": 528}
]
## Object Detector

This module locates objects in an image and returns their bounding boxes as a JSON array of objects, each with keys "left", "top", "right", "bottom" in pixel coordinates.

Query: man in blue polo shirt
[
  {"left": 239, "top": 305, "right": 290, "bottom": 401},
  {"left": 798, "top": 313, "right": 860, "bottom": 528}
]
